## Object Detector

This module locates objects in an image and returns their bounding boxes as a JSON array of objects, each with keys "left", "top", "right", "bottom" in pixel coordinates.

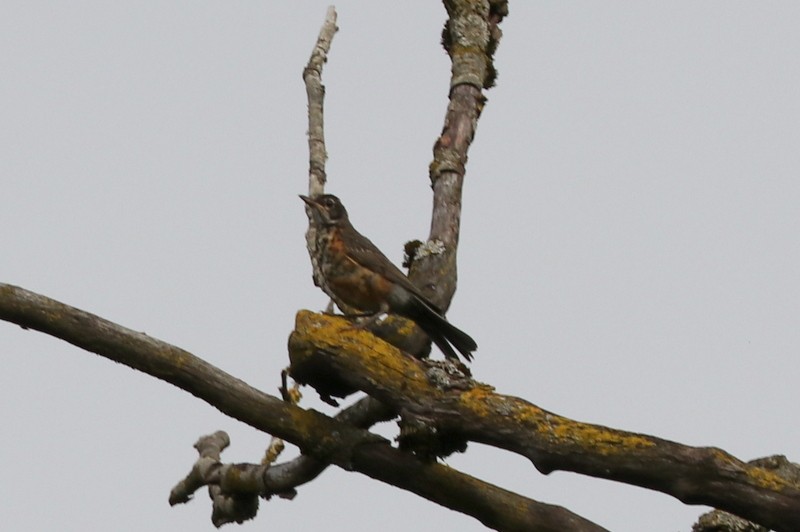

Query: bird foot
[{"left": 344, "top": 311, "right": 386, "bottom": 330}]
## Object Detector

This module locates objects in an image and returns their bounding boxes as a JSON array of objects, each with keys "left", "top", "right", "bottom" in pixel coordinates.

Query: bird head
[{"left": 299, "top": 194, "right": 348, "bottom": 225}]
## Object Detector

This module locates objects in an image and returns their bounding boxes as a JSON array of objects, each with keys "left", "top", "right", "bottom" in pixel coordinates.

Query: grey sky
[{"left": 2, "top": 2, "right": 798, "bottom": 531}]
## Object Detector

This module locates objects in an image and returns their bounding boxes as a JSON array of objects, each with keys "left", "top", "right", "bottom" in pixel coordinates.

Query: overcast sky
[{"left": 2, "top": 2, "right": 799, "bottom": 531}]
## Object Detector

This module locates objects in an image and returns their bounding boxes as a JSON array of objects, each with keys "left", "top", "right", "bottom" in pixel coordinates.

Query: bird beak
[{"left": 299, "top": 194, "right": 325, "bottom": 215}]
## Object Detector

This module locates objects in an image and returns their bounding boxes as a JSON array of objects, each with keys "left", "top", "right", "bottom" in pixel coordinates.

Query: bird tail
[{"left": 406, "top": 297, "right": 477, "bottom": 362}]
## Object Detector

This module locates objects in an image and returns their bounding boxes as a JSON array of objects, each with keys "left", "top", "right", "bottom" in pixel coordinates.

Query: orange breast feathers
[{"left": 322, "top": 235, "right": 393, "bottom": 313}]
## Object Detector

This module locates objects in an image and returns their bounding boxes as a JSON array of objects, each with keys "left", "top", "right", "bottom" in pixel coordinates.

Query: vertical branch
[
  {"left": 302, "top": 7, "right": 340, "bottom": 300},
  {"left": 303, "top": 5, "right": 337, "bottom": 197},
  {"left": 410, "top": 0, "right": 508, "bottom": 311}
]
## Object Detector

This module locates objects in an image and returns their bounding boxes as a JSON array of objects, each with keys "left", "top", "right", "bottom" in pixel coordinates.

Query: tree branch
[
  {"left": 303, "top": 5, "right": 337, "bottom": 197},
  {"left": 0, "top": 285, "right": 368, "bottom": 449},
  {"left": 302, "top": 7, "right": 341, "bottom": 309},
  {"left": 358, "top": 1, "right": 510, "bottom": 359},
  {"left": 0, "top": 283, "right": 606, "bottom": 531},
  {"left": 169, "top": 396, "right": 396, "bottom": 527},
  {"left": 410, "top": 0, "right": 508, "bottom": 312},
  {"left": 289, "top": 310, "right": 800, "bottom": 532}
]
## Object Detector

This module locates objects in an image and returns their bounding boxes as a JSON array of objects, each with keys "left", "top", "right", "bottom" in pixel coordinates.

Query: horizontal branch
[
  {"left": 288, "top": 310, "right": 800, "bottom": 532},
  {"left": 0, "top": 283, "right": 605, "bottom": 531}
]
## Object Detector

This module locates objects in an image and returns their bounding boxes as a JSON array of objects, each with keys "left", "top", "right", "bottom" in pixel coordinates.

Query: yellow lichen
[
  {"left": 744, "top": 462, "right": 794, "bottom": 491},
  {"left": 544, "top": 419, "right": 656, "bottom": 454}
]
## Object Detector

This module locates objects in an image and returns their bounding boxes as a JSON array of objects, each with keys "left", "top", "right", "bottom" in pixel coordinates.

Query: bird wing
[{"left": 342, "top": 223, "right": 443, "bottom": 313}]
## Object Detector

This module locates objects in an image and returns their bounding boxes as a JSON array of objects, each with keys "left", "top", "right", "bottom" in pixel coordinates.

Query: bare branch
[
  {"left": 169, "top": 396, "right": 396, "bottom": 522},
  {"left": 692, "top": 455, "right": 800, "bottom": 532},
  {"left": 289, "top": 311, "right": 800, "bottom": 532},
  {"left": 0, "top": 283, "right": 606, "bottom": 531},
  {"left": 169, "top": 431, "right": 264, "bottom": 527},
  {"left": 409, "top": 0, "right": 508, "bottom": 312},
  {"left": 0, "top": 284, "right": 371, "bottom": 449},
  {"left": 303, "top": 5, "right": 337, "bottom": 197},
  {"left": 302, "top": 7, "right": 341, "bottom": 308}
]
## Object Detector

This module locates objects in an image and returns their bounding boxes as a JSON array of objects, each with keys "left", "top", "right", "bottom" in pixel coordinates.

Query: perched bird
[{"left": 300, "top": 194, "right": 477, "bottom": 362}]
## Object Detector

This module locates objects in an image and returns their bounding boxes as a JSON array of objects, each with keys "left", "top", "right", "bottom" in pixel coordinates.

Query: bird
[{"left": 300, "top": 194, "right": 477, "bottom": 362}]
